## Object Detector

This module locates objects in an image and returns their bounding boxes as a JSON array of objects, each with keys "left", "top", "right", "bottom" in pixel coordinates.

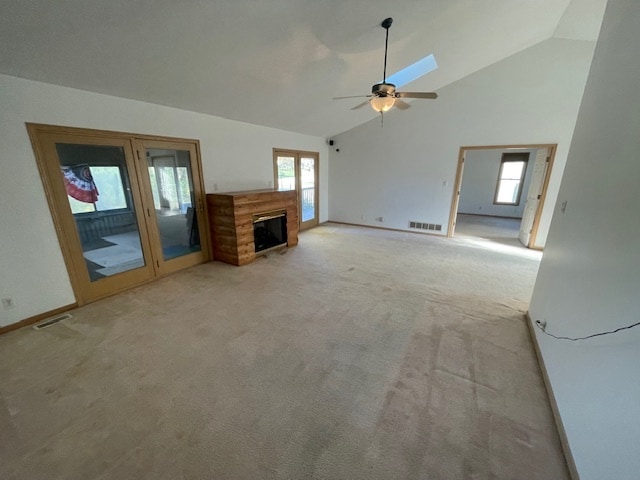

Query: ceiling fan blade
[
  {"left": 333, "top": 94, "right": 372, "bottom": 100},
  {"left": 351, "top": 100, "right": 371, "bottom": 110},
  {"left": 396, "top": 92, "right": 438, "bottom": 99},
  {"left": 394, "top": 99, "right": 411, "bottom": 110}
]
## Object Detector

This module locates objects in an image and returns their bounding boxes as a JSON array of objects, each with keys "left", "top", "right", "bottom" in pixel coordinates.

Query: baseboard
[
  {"left": 0, "top": 303, "right": 77, "bottom": 336},
  {"left": 525, "top": 312, "right": 580, "bottom": 480},
  {"left": 327, "top": 220, "right": 446, "bottom": 238}
]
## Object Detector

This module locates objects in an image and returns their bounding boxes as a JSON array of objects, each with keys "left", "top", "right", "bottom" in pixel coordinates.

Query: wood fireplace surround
[{"left": 206, "top": 189, "right": 299, "bottom": 266}]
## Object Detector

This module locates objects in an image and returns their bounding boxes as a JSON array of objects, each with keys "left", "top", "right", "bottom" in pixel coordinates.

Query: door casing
[
  {"left": 447, "top": 143, "right": 557, "bottom": 249},
  {"left": 272, "top": 148, "right": 319, "bottom": 231}
]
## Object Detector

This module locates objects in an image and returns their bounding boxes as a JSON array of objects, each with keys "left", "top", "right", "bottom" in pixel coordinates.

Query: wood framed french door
[
  {"left": 134, "top": 138, "right": 210, "bottom": 275},
  {"left": 273, "top": 149, "right": 319, "bottom": 230},
  {"left": 27, "top": 124, "right": 210, "bottom": 305}
]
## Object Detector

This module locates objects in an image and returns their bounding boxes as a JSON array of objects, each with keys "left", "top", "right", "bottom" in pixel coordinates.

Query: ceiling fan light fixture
[{"left": 370, "top": 96, "right": 395, "bottom": 113}]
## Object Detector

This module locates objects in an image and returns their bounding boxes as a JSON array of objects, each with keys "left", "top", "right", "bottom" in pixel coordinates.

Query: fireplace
[
  {"left": 207, "top": 189, "right": 298, "bottom": 266},
  {"left": 253, "top": 210, "right": 287, "bottom": 253}
]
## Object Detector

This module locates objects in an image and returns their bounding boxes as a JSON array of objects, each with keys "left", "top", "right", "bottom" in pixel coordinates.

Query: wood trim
[
  {"left": 447, "top": 148, "right": 466, "bottom": 238},
  {"left": 529, "top": 145, "right": 557, "bottom": 249},
  {"left": 0, "top": 304, "right": 77, "bottom": 336},
  {"left": 271, "top": 147, "right": 320, "bottom": 157},
  {"left": 525, "top": 312, "right": 579, "bottom": 480},
  {"left": 459, "top": 143, "right": 557, "bottom": 151},
  {"left": 26, "top": 124, "right": 87, "bottom": 305},
  {"left": 26, "top": 123, "right": 199, "bottom": 144}
]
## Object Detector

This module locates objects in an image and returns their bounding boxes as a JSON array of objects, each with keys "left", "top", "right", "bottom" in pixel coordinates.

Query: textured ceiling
[{"left": 0, "top": 0, "right": 607, "bottom": 138}]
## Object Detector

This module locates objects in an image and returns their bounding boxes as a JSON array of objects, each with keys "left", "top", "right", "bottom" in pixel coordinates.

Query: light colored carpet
[{"left": 0, "top": 223, "right": 567, "bottom": 480}]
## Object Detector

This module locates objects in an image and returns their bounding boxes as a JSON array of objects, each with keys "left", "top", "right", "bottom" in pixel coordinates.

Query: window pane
[
  {"left": 147, "top": 149, "right": 201, "bottom": 261},
  {"left": 501, "top": 161, "right": 526, "bottom": 180},
  {"left": 66, "top": 166, "right": 127, "bottom": 213},
  {"left": 300, "top": 157, "right": 315, "bottom": 222},
  {"left": 55, "top": 143, "right": 145, "bottom": 282},
  {"left": 276, "top": 157, "right": 296, "bottom": 191},
  {"left": 68, "top": 196, "right": 96, "bottom": 214},
  {"left": 92, "top": 167, "right": 127, "bottom": 210},
  {"left": 496, "top": 179, "right": 520, "bottom": 203}
]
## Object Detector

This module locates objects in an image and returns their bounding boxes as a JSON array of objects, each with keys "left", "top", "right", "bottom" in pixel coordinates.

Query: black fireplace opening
[{"left": 253, "top": 211, "right": 287, "bottom": 253}]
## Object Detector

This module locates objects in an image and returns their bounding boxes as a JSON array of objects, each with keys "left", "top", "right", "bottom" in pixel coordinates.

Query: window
[
  {"left": 68, "top": 166, "right": 128, "bottom": 214},
  {"left": 494, "top": 154, "right": 529, "bottom": 205},
  {"left": 387, "top": 53, "right": 438, "bottom": 88},
  {"left": 275, "top": 156, "right": 296, "bottom": 191}
]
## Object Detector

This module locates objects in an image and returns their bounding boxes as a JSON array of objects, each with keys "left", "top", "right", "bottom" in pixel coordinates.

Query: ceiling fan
[{"left": 334, "top": 17, "right": 437, "bottom": 113}]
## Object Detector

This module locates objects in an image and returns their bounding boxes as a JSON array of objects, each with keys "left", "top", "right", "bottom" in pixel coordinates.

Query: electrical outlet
[
  {"left": 2, "top": 298, "right": 16, "bottom": 310},
  {"left": 375, "top": 216, "right": 384, "bottom": 222}
]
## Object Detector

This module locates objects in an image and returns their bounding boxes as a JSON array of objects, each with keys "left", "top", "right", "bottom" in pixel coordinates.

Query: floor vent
[
  {"left": 33, "top": 313, "right": 72, "bottom": 330},
  {"left": 409, "top": 221, "right": 443, "bottom": 232}
]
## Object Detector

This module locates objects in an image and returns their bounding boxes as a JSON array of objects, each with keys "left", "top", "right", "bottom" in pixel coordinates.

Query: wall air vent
[
  {"left": 409, "top": 221, "right": 442, "bottom": 232},
  {"left": 33, "top": 313, "right": 72, "bottom": 330}
]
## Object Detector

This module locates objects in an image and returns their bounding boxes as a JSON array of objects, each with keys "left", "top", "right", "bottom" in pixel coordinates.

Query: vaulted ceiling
[{"left": 0, "top": 0, "right": 606, "bottom": 138}]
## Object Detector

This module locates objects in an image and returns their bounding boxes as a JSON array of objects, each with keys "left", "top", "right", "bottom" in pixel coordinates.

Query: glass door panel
[
  {"left": 55, "top": 143, "right": 146, "bottom": 282},
  {"left": 146, "top": 149, "right": 200, "bottom": 261},
  {"left": 28, "top": 126, "right": 156, "bottom": 305},
  {"left": 137, "top": 140, "right": 210, "bottom": 275},
  {"left": 300, "top": 156, "right": 316, "bottom": 224},
  {"left": 275, "top": 156, "right": 296, "bottom": 191}
]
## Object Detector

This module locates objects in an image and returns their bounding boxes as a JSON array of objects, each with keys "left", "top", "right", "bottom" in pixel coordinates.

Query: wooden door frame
[
  {"left": 134, "top": 138, "right": 211, "bottom": 275},
  {"left": 272, "top": 148, "right": 319, "bottom": 231},
  {"left": 447, "top": 143, "right": 557, "bottom": 249},
  {"left": 27, "top": 123, "right": 211, "bottom": 306}
]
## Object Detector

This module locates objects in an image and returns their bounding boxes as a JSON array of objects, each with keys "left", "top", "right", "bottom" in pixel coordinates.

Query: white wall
[
  {"left": 458, "top": 148, "right": 537, "bottom": 218},
  {"left": 0, "top": 74, "right": 328, "bottom": 328},
  {"left": 328, "top": 37, "right": 595, "bottom": 243},
  {"left": 529, "top": 2, "right": 640, "bottom": 479}
]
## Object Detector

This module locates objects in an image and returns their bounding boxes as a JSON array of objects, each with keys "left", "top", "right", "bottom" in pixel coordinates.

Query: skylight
[{"left": 386, "top": 54, "right": 437, "bottom": 87}]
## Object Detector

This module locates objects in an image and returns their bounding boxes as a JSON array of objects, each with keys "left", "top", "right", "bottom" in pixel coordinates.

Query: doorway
[
  {"left": 273, "top": 149, "right": 319, "bottom": 230},
  {"left": 447, "top": 144, "right": 556, "bottom": 249},
  {"left": 28, "top": 124, "right": 211, "bottom": 305}
]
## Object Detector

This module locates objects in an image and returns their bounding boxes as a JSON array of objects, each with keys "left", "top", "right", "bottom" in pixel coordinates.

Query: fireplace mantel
[{"left": 206, "top": 189, "right": 299, "bottom": 266}]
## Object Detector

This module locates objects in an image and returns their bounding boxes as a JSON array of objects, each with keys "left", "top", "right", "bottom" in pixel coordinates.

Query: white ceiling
[{"left": 0, "top": 0, "right": 607, "bottom": 138}]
